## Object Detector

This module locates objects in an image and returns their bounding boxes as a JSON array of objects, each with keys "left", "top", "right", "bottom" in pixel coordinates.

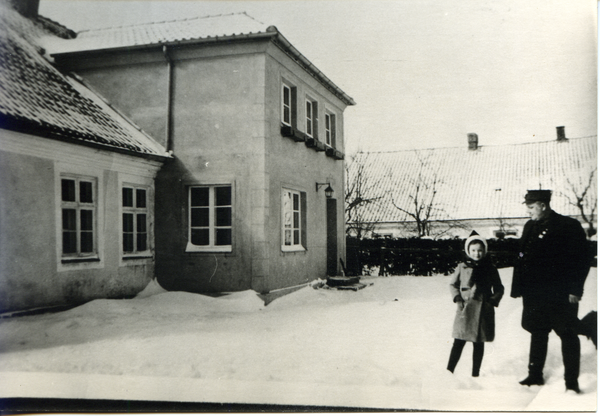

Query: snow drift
[{"left": 0, "top": 268, "right": 596, "bottom": 411}]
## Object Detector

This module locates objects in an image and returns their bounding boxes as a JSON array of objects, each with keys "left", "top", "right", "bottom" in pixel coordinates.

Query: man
[{"left": 511, "top": 189, "right": 590, "bottom": 393}]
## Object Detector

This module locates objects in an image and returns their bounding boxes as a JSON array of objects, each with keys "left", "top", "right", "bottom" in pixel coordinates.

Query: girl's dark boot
[
  {"left": 472, "top": 342, "right": 484, "bottom": 377},
  {"left": 447, "top": 339, "right": 466, "bottom": 373}
]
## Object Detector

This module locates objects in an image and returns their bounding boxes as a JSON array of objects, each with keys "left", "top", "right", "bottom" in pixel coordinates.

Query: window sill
[
  {"left": 185, "top": 242, "right": 232, "bottom": 253},
  {"left": 281, "top": 246, "right": 306, "bottom": 253},
  {"left": 123, "top": 255, "right": 153, "bottom": 261},
  {"left": 61, "top": 257, "right": 101, "bottom": 264}
]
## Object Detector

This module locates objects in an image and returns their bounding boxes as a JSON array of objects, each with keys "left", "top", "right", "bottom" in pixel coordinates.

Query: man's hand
[{"left": 569, "top": 294, "right": 581, "bottom": 304}]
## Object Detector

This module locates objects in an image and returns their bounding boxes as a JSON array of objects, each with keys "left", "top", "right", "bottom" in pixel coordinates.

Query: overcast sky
[{"left": 40, "top": 0, "right": 597, "bottom": 153}]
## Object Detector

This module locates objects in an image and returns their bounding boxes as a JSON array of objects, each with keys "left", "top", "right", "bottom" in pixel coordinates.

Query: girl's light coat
[{"left": 450, "top": 263, "right": 504, "bottom": 342}]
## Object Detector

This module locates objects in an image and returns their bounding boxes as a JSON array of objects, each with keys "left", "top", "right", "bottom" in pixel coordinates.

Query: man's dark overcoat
[
  {"left": 511, "top": 210, "right": 589, "bottom": 303},
  {"left": 512, "top": 210, "right": 590, "bottom": 335}
]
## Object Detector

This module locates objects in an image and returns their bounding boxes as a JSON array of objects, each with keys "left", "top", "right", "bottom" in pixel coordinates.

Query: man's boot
[
  {"left": 520, "top": 332, "right": 547, "bottom": 386},
  {"left": 565, "top": 380, "right": 581, "bottom": 394},
  {"left": 519, "top": 366, "right": 544, "bottom": 386},
  {"left": 562, "top": 332, "right": 581, "bottom": 393}
]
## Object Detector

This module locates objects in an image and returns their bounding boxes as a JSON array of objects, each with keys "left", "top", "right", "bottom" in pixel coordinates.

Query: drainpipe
[{"left": 162, "top": 45, "right": 174, "bottom": 153}]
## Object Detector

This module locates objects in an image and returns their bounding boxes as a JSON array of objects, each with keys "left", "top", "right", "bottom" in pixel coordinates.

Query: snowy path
[{"left": 0, "top": 268, "right": 596, "bottom": 411}]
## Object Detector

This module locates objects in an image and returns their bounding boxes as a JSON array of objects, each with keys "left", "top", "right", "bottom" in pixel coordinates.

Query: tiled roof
[
  {"left": 0, "top": 5, "right": 169, "bottom": 158},
  {"left": 46, "top": 12, "right": 271, "bottom": 54},
  {"left": 351, "top": 137, "right": 597, "bottom": 223}
]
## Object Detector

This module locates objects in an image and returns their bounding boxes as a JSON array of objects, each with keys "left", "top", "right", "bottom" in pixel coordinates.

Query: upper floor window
[
  {"left": 282, "top": 83, "right": 297, "bottom": 127},
  {"left": 122, "top": 186, "right": 149, "bottom": 255},
  {"left": 281, "top": 188, "right": 306, "bottom": 251},
  {"left": 325, "top": 112, "right": 336, "bottom": 147},
  {"left": 305, "top": 98, "right": 318, "bottom": 138},
  {"left": 61, "top": 176, "right": 97, "bottom": 259},
  {"left": 187, "top": 185, "right": 232, "bottom": 252}
]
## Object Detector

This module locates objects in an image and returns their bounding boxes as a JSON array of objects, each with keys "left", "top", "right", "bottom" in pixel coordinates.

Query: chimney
[
  {"left": 556, "top": 126, "right": 567, "bottom": 141},
  {"left": 7, "top": 0, "right": 39, "bottom": 17},
  {"left": 468, "top": 133, "right": 478, "bottom": 150}
]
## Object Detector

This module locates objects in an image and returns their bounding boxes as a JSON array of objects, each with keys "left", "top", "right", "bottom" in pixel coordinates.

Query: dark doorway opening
[{"left": 326, "top": 198, "right": 337, "bottom": 276}]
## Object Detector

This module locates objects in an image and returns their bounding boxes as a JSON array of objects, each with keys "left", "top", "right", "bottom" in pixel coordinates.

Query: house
[
  {"left": 348, "top": 128, "right": 597, "bottom": 239},
  {"left": 44, "top": 12, "right": 355, "bottom": 295},
  {"left": 0, "top": 0, "right": 171, "bottom": 314}
]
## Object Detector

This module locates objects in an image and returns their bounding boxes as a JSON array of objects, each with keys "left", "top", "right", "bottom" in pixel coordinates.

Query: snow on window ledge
[{"left": 185, "top": 242, "right": 231, "bottom": 253}]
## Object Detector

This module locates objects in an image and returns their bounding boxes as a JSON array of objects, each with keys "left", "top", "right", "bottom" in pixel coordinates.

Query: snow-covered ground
[{"left": 0, "top": 268, "right": 596, "bottom": 411}]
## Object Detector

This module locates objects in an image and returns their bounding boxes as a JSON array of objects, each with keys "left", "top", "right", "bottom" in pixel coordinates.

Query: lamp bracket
[{"left": 316, "top": 182, "right": 330, "bottom": 192}]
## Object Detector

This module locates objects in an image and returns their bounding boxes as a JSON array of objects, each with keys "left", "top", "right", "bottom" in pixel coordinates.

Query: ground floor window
[
  {"left": 282, "top": 188, "right": 306, "bottom": 251},
  {"left": 61, "top": 176, "right": 97, "bottom": 258},
  {"left": 187, "top": 185, "right": 232, "bottom": 252},
  {"left": 122, "top": 186, "right": 149, "bottom": 255}
]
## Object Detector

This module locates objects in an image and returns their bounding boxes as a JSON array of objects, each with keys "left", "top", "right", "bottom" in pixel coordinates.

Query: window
[
  {"left": 282, "top": 83, "right": 297, "bottom": 127},
  {"left": 373, "top": 233, "right": 393, "bottom": 239},
  {"left": 282, "top": 188, "right": 306, "bottom": 251},
  {"left": 122, "top": 186, "right": 149, "bottom": 255},
  {"left": 305, "top": 98, "right": 318, "bottom": 138},
  {"left": 188, "top": 185, "right": 232, "bottom": 251},
  {"left": 61, "top": 176, "right": 97, "bottom": 258},
  {"left": 325, "top": 112, "right": 336, "bottom": 147}
]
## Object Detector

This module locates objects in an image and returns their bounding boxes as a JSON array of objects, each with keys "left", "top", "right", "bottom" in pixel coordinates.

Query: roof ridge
[
  {"left": 77, "top": 12, "right": 262, "bottom": 34},
  {"left": 36, "top": 15, "right": 77, "bottom": 39},
  {"left": 357, "top": 135, "right": 597, "bottom": 155}
]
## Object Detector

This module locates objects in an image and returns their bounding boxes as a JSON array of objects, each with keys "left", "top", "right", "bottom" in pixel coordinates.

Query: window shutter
[
  {"left": 291, "top": 87, "right": 297, "bottom": 127},
  {"left": 301, "top": 191, "right": 307, "bottom": 248}
]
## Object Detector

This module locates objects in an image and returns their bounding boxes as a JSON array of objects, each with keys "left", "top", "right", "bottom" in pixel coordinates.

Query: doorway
[{"left": 326, "top": 198, "right": 338, "bottom": 276}]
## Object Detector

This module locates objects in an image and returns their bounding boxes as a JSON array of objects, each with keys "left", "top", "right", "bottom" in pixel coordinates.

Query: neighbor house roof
[
  {"left": 351, "top": 136, "right": 597, "bottom": 224},
  {"left": 44, "top": 12, "right": 356, "bottom": 106},
  {"left": 0, "top": 4, "right": 169, "bottom": 159}
]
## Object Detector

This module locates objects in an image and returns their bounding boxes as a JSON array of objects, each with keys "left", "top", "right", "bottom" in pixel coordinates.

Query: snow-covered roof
[
  {"left": 47, "top": 12, "right": 270, "bottom": 53},
  {"left": 0, "top": 4, "right": 169, "bottom": 158},
  {"left": 351, "top": 136, "right": 597, "bottom": 223},
  {"left": 45, "top": 12, "right": 355, "bottom": 106}
]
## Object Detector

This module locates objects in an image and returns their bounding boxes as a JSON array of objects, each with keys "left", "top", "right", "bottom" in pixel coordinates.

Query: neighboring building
[
  {"left": 348, "top": 129, "right": 597, "bottom": 239},
  {"left": 46, "top": 13, "right": 355, "bottom": 295},
  {"left": 0, "top": 1, "right": 170, "bottom": 313}
]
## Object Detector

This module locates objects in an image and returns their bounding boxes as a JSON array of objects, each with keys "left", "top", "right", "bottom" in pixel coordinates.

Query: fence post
[{"left": 379, "top": 246, "right": 387, "bottom": 276}]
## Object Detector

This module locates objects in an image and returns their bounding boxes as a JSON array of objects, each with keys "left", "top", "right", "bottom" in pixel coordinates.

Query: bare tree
[
  {"left": 389, "top": 150, "right": 465, "bottom": 238},
  {"left": 561, "top": 168, "right": 597, "bottom": 238},
  {"left": 390, "top": 177, "right": 438, "bottom": 237},
  {"left": 345, "top": 152, "right": 385, "bottom": 238}
]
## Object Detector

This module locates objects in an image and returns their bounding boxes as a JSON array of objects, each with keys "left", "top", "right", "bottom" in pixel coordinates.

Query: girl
[{"left": 447, "top": 231, "right": 504, "bottom": 377}]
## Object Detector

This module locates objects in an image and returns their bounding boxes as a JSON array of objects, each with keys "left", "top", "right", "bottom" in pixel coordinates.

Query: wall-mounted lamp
[{"left": 316, "top": 182, "right": 334, "bottom": 198}]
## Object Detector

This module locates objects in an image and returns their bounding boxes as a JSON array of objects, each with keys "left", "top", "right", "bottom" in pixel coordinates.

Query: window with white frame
[
  {"left": 188, "top": 185, "right": 232, "bottom": 251},
  {"left": 325, "top": 112, "right": 336, "bottom": 147},
  {"left": 282, "top": 83, "right": 297, "bottom": 127},
  {"left": 122, "top": 186, "right": 149, "bottom": 255},
  {"left": 305, "top": 98, "right": 318, "bottom": 138},
  {"left": 281, "top": 188, "right": 305, "bottom": 251},
  {"left": 61, "top": 176, "right": 97, "bottom": 258}
]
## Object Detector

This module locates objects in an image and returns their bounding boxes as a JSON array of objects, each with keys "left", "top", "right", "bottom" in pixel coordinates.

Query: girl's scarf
[{"left": 464, "top": 256, "right": 493, "bottom": 287}]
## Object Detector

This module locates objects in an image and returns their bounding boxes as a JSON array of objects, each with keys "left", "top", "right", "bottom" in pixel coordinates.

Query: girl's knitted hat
[{"left": 464, "top": 230, "right": 488, "bottom": 257}]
